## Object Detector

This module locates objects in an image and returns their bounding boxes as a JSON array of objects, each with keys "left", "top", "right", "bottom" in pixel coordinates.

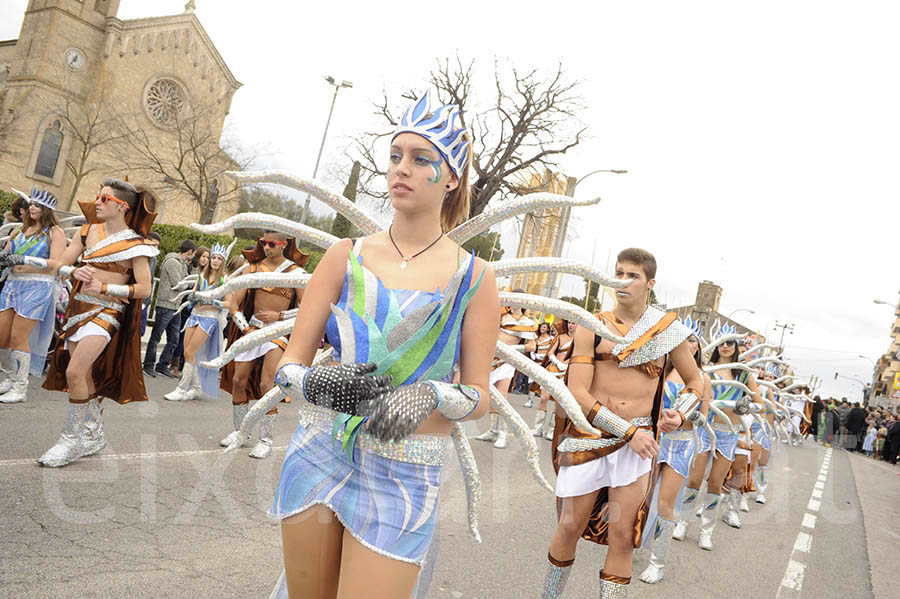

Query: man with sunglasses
[
  {"left": 218, "top": 231, "right": 307, "bottom": 459},
  {"left": 143, "top": 239, "right": 195, "bottom": 378},
  {"left": 11, "top": 179, "right": 160, "bottom": 467}
]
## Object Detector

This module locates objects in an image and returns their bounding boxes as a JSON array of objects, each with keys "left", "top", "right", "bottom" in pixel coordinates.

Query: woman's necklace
[{"left": 388, "top": 225, "right": 443, "bottom": 270}]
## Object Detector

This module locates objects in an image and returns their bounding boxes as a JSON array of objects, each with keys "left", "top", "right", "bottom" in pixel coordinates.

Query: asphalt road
[{"left": 1, "top": 379, "right": 897, "bottom": 598}]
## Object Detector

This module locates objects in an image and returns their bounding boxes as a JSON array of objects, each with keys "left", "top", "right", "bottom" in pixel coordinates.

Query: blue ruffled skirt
[
  {"left": 184, "top": 313, "right": 221, "bottom": 398},
  {"left": 0, "top": 275, "right": 59, "bottom": 375},
  {"left": 658, "top": 432, "right": 695, "bottom": 478}
]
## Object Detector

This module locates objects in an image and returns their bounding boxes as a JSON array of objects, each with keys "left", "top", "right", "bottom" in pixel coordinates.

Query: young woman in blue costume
[
  {"left": 0, "top": 188, "right": 66, "bottom": 403},
  {"left": 639, "top": 318, "right": 711, "bottom": 583},
  {"left": 269, "top": 92, "right": 499, "bottom": 598},
  {"left": 164, "top": 243, "right": 228, "bottom": 402}
]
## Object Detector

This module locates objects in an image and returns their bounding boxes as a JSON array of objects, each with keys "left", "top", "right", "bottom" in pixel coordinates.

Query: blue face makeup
[{"left": 426, "top": 157, "right": 442, "bottom": 184}]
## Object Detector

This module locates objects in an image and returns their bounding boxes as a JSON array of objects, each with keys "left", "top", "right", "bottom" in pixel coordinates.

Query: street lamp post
[
  {"left": 542, "top": 169, "right": 627, "bottom": 299},
  {"left": 773, "top": 320, "right": 794, "bottom": 348},
  {"left": 302, "top": 76, "right": 353, "bottom": 224}
]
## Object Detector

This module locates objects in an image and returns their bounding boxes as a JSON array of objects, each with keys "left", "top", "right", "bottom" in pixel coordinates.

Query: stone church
[{"left": 0, "top": 0, "right": 242, "bottom": 224}]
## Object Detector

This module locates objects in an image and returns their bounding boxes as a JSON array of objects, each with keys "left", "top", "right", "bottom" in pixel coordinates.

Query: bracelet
[
  {"left": 101, "top": 283, "right": 134, "bottom": 298},
  {"left": 589, "top": 402, "right": 636, "bottom": 439},
  {"left": 58, "top": 265, "right": 75, "bottom": 278},
  {"left": 429, "top": 381, "right": 481, "bottom": 421}
]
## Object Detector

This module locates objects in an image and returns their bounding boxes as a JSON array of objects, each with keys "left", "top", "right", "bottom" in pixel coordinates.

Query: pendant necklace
[{"left": 389, "top": 225, "right": 443, "bottom": 270}]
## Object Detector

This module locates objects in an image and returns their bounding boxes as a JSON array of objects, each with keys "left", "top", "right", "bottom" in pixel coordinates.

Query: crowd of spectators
[{"left": 814, "top": 397, "right": 900, "bottom": 464}]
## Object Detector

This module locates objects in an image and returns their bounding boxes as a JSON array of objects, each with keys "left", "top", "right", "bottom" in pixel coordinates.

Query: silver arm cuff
[
  {"left": 591, "top": 405, "right": 635, "bottom": 439},
  {"left": 232, "top": 311, "right": 249, "bottom": 332},
  {"left": 23, "top": 256, "right": 49, "bottom": 269},
  {"left": 104, "top": 283, "right": 131, "bottom": 298},
  {"left": 549, "top": 354, "right": 566, "bottom": 369},
  {"left": 58, "top": 265, "right": 76, "bottom": 278},
  {"left": 672, "top": 391, "right": 701, "bottom": 422},
  {"left": 273, "top": 363, "right": 309, "bottom": 402},
  {"left": 280, "top": 308, "right": 299, "bottom": 320},
  {"left": 428, "top": 381, "right": 480, "bottom": 421}
]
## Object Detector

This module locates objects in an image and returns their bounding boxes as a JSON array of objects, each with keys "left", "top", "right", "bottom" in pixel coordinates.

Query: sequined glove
[
  {"left": 363, "top": 381, "right": 480, "bottom": 442},
  {"left": 232, "top": 311, "right": 249, "bottom": 332},
  {"left": 687, "top": 407, "right": 706, "bottom": 427},
  {"left": 188, "top": 292, "right": 224, "bottom": 308},
  {"left": 274, "top": 362, "right": 392, "bottom": 414},
  {"left": 734, "top": 396, "right": 752, "bottom": 415}
]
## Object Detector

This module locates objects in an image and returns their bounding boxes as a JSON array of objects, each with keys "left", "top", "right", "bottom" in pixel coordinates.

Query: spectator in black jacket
[{"left": 846, "top": 402, "right": 868, "bottom": 452}]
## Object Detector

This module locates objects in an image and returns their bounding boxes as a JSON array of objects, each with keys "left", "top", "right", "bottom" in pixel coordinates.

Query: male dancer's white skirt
[{"left": 555, "top": 445, "right": 651, "bottom": 497}]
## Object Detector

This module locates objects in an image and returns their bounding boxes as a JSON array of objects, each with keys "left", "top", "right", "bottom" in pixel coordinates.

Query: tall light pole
[
  {"left": 542, "top": 169, "right": 627, "bottom": 299},
  {"left": 773, "top": 320, "right": 794, "bottom": 348},
  {"left": 303, "top": 76, "right": 353, "bottom": 224}
]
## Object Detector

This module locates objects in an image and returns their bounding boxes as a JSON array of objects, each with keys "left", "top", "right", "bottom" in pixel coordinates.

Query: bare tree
[
  {"left": 350, "top": 56, "right": 586, "bottom": 218},
  {"left": 117, "top": 100, "right": 256, "bottom": 224},
  {"left": 0, "top": 88, "right": 23, "bottom": 168}
]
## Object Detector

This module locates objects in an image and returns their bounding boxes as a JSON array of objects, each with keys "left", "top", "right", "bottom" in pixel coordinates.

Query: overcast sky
[{"left": 3, "top": 0, "right": 898, "bottom": 400}]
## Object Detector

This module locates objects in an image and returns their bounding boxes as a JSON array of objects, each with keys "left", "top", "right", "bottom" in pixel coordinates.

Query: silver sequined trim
[
  {"left": 74, "top": 293, "right": 125, "bottom": 312},
  {"left": 82, "top": 244, "right": 158, "bottom": 263},
  {"left": 556, "top": 416, "right": 653, "bottom": 453},
  {"left": 6, "top": 272, "right": 56, "bottom": 283},
  {"left": 83, "top": 228, "right": 140, "bottom": 256},
  {"left": 664, "top": 429, "right": 694, "bottom": 441},
  {"left": 712, "top": 422, "right": 735, "bottom": 433},
  {"left": 612, "top": 305, "right": 692, "bottom": 368}
]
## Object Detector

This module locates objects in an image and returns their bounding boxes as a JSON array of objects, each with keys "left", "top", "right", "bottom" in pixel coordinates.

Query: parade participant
[
  {"left": 751, "top": 367, "right": 777, "bottom": 505},
  {"left": 0, "top": 188, "right": 65, "bottom": 403},
  {"left": 532, "top": 319, "right": 574, "bottom": 441},
  {"left": 218, "top": 232, "right": 306, "bottom": 459},
  {"left": 172, "top": 246, "right": 210, "bottom": 376},
  {"left": 164, "top": 243, "right": 228, "bottom": 402},
  {"left": 541, "top": 248, "right": 703, "bottom": 599},
  {"left": 35, "top": 179, "right": 158, "bottom": 467},
  {"left": 474, "top": 294, "right": 536, "bottom": 449},
  {"left": 266, "top": 91, "right": 498, "bottom": 599},
  {"left": 526, "top": 320, "right": 553, "bottom": 409},
  {"left": 639, "top": 319, "right": 711, "bottom": 584},
  {"left": 696, "top": 339, "right": 762, "bottom": 545}
]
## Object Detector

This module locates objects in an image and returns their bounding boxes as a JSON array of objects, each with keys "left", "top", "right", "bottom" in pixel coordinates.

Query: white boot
[
  {"left": 38, "top": 401, "right": 95, "bottom": 467},
  {"left": 722, "top": 488, "right": 742, "bottom": 528},
  {"left": 249, "top": 412, "right": 276, "bottom": 459},
  {"left": 0, "top": 349, "right": 29, "bottom": 403},
  {"left": 673, "top": 487, "right": 701, "bottom": 541},
  {"left": 524, "top": 390, "right": 534, "bottom": 408},
  {"left": 639, "top": 516, "right": 676, "bottom": 583},
  {"left": 189, "top": 363, "right": 204, "bottom": 400},
  {"left": 220, "top": 403, "right": 251, "bottom": 448},
  {"left": 739, "top": 493, "right": 750, "bottom": 513},
  {"left": 164, "top": 363, "right": 195, "bottom": 401},
  {"left": 698, "top": 492, "right": 724, "bottom": 550},
  {"left": 494, "top": 418, "right": 508, "bottom": 449},
  {"left": 543, "top": 405, "right": 555, "bottom": 441},
  {"left": 80, "top": 398, "right": 107, "bottom": 457},
  {"left": 755, "top": 465, "right": 769, "bottom": 504},
  {"left": 474, "top": 413, "right": 499, "bottom": 442},
  {"left": 532, "top": 410, "right": 546, "bottom": 436},
  {"left": 0, "top": 347, "right": 12, "bottom": 394}
]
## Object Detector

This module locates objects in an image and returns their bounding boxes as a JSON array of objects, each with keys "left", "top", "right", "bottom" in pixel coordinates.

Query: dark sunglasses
[
  {"left": 258, "top": 238, "right": 287, "bottom": 249},
  {"left": 722, "top": 340, "right": 737, "bottom": 347},
  {"left": 95, "top": 193, "right": 129, "bottom": 208}
]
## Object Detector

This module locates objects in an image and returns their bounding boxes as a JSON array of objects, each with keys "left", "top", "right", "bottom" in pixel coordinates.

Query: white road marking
[
  {"left": 811, "top": 488, "right": 823, "bottom": 499},
  {"left": 0, "top": 446, "right": 288, "bottom": 467},
  {"left": 793, "top": 532, "right": 812, "bottom": 553},
  {"left": 781, "top": 560, "right": 806, "bottom": 591},
  {"left": 807, "top": 499, "right": 821, "bottom": 512},
  {"left": 802, "top": 513, "right": 817, "bottom": 529},
  {"left": 814, "top": 481, "right": 824, "bottom": 490}
]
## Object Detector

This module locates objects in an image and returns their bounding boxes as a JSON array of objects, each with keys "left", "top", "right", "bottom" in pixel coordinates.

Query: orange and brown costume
[{"left": 43, "top": 199, "right": 158, "bottom": 404}]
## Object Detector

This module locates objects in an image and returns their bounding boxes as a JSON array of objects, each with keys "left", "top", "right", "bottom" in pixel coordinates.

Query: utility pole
[{"left": 773, "top": 320, "right": 795, "bottom": 348}]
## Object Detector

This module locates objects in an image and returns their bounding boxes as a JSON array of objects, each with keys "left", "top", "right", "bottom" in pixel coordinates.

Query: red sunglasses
[
  {"left": 259, "top": 238, "right": 287, "bottom": 248},
  {"left": 95, "top": 193, "right": 129, "bottom": 208}
]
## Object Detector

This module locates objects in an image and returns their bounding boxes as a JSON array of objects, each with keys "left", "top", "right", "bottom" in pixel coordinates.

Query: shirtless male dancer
[{"left": 540, "top": 248, "right": 704, "bottom": 599}]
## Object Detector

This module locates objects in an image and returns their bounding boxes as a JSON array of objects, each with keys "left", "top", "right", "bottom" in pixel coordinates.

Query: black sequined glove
[
  {"left": 361, "top": 382, "right": 442, "bottom": 443},
  {"left": 274, "top": 362, "right": 393, "bottom": 415}
]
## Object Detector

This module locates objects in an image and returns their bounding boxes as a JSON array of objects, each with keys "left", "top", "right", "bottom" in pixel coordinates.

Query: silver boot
[
  {"left": 80, "top": 398, "right": 107, "bottom": 457},
  {"left": 493, "top": 417, "right": 508, "bottom": 449},
  {"left": 543, "top": 405, "right": 555, "bottom": 441},
  {"left": 639, "top": 516, "right": 676, "bottom": 583},
  {"left": 524, "top": 392, "right": 534, "bottom": 408},
  {"left": 599, "top": 572, "right": 630, "bottom": 598},
  {"left": 474, "top": 413, "right": 499, "bottom": 442},
  {"left": 722, "top": 488, "right": 742, "bottom": 528},
  {"left": 0, "top": 349, "right": 29, "bottom": 403},
  {"left": 541, "top": 553, "right": 574, "bottom": 598},
  {"left": 673, "top": 487, "right": 700, "bottom": 541},
  {"left": 698, "top": 492, "right": 724, "bottom": 550},
  {"left": 249, "top": 412, "right": 276, "bottom": 459},
  {"left": 755, "top": 465, "right": 769, "bottom": 504},
  {"left": 0, "top": 347, "right": 12, "bottom": 394},
  {"left": 739, "top": 492, "right": 750, "bottom": 513},
  {"left": 220, "top": 403, "right": 251, "bottom": 447},
  {"left": 532, "top": 409, "right": 546, "bottom": 436},
  {"left": 38, "top": 401, "right": 93, "bottom": 467},
  {"left": 164, "top": 363, "right": 195, "bottom": 401}
]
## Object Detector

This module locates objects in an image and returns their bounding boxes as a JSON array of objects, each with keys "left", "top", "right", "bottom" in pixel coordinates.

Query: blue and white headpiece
[
  {"left": 210, "top": 242, "right": 228, "bottom": 259},
  {"left": 712, "top": 321, "right": 737, "bottom": 339},
  {"left": 681, "top": 315, "right": 704, "bottom": 339},
  {"left": 392, "top": 91, "right": 470, "bottom": 178},
  {"left": 765, "top": 364, "right": 780, "bottom": 377},
  {"left": 29, "top": 186, "right": 57, "bottom": 211}
]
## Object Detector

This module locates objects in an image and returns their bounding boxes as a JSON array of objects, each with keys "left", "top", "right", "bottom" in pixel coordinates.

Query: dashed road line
[{"left": 0, "top": 446, "right": 288, "bottom": 467}]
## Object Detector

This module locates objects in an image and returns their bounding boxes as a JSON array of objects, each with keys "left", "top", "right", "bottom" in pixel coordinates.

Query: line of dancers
[{"left": 0, "top": 91, "right": 815, "bottom": 598}]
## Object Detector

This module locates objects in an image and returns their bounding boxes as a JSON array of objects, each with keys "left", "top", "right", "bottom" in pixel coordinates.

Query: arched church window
[{"left": 34, "top": 119, "right": 63, "bottom": 178}]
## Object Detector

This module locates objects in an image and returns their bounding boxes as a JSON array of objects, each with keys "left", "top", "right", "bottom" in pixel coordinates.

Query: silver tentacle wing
[
  {"left": 488, "top": 385, "right": 554, "bottom": 493},
  {"left": 497, "top": 293, "right": 626, "bottom": 344},
  {"left": 490, "top": 258, "right": 632, "bottom": 289},
  {"left": 450, "top": 424, "right": 482, "bottom": 542},
  {"left": 191, "top": 212, "right": 339, "bottom": 250}
]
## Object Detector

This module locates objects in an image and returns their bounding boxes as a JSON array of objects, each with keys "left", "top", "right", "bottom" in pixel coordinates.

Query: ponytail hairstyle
[{"left": 440, "top": 131, "right": 471, "bottom": 232}]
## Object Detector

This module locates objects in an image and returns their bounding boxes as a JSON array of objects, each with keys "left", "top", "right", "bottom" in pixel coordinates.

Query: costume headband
[{"left": 393, "top": 91, "right": 469, "bottom": 178}]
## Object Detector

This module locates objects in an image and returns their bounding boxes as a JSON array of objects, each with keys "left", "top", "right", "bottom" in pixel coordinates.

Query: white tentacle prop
[
  {"left": 490, "top": 258, "right": 632, "bottom": 289},
  {"left": 739, "top": 343, "right": 779, "bottom": 360},
  {"left": 224, "top": 170, "right": 381, "bottom": 235},
  {"left": 191, "top": 212, "right": 340, "bottom": 250},
  {"left": 225, "top": 387, "right": 286, "bottom": 453},
  {"left": 709, "top": 379, "right": 754, "bottom": 396},
  {"left": 0, "top": 222, "right": 17, "bottom": 236},
  {"left": 313, "top": 346, "right": 334, "bottom": 366},
  {"left": 58, "top": 215, "right": 87, "bottom": 227},
  {"left": 701, "top": 333, "right": 745, "bottom": 355},
  {"left": 739, "top": 414, "right": 755, "bottom": 445},
  {"left": 781, "top": 382, "right": 809, "bottom": 394},
  {"left": 193, "top": 272, "right": 311, "bottom": 301},
  {"left": 489, "top": 385, "right": 553, "bottom": 493},
  {"left": 772, "top": 375, "right": 802, "bottom": 385},
  {"left": 201, "top": 320, "right": 294, "bottom": 369},
  {"left": 746, "top": 356, "right": 787, "bottom": 368},
  {"left": 225, "top": 263, "right": 249, "bottom": 280},
  {"left": 708, "top": 403, "right": 738, "bottom": 433},
  {"left": 700, "top": 417, "right": 718, "bottom": 455},
  {"left": 497, "top": 293, "right": 626, "bottom": 344},
  {"left": 704, "top": 362, "right": 753, "bottom": 374},
  {"left": 448, "top": 192, "right": 602, "bottom": 243},
  {"left": 494, "top": 343, "right": 605, "bottom": 438},
  {"left": 756, "top": 381, "right": 780, "bottom": 393},
  {"left": 450, "top": 424, "right": 482, "bottom": 542}
]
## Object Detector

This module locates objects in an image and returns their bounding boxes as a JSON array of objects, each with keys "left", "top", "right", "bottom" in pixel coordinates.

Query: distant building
[
  {"left": 670, "top": 280, "right": 767, "bottom": 344},
  {"left": 872, "top": 299, "right": 900, "bottom": 400}
]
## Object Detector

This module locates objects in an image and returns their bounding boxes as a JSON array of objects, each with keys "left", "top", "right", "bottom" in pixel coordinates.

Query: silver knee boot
[
  {"left": 755, "top": 465, "right": 769, "bottom": 504},
  {"left": 541, "top": 553, "right": 574, "bottom": 598},
  {"left": 532, "top": 409, "right": 546, "bottom": 436},
  {"left": 164, "top": 363, "right": 195, "bottom": 401},
  {"left": 0, "top": 349, "right": 29, "bottom": 403},
  {"left": 220, "top": 402, "right": 251, "bottom": 448},
  {"left": 599, "top": 571, "right": 630, "bottom": 598},
  {"left": 639, "top": 516, "right": 676, "bottom": 583},
  {"left": 722, "top": 487, "right": 742, "bottom": 528},
  {"left": 474, "top": 413, "right": 500, "bottom": 442},
  {"left": 38, "top": 401, "right": 100, "bottom": 467},
  {"left": 249, "top": 411, "right": 276, "bottom": 459},
  {"left": 673, "top": 487, "right": 700, "bottom": 541},
  {"left": 698, "top": 492, "right": 724, "bottom": 550},
  {"left": 0, "top": 347, "right": 13, "bottom": 394},
  {"left": 543, "top": 406, "right": 556, "bottom": 441}
]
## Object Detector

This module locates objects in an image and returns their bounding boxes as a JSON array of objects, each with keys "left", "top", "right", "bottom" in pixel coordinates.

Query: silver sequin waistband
[
  {"left": 664, "top": 429, "right": 695, "bottom": 441},
  {"left": 298, "top": 403, "right": 450, "bottom": 467},
  {"left": 712, "top": 422, "right": 736, "bottom": 433},
  {"left": 249, "top": 315, "right": 291, "bottom": 329},
  {"left": 6, "top": 272, "right": 56, "bottom": 283},
  {"left": 556, "top": 416, "right": 653, "bottom": 453},
  {"left": 74, "top": 293, "right": 125, "bottom": 312}
]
